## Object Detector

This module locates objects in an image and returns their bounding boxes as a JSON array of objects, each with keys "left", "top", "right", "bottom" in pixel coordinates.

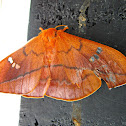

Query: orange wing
[
  {"left": 0, "top": 25, "right": 126, "bottom": 101},
  {"left": 46, "top": 26, "right": 126, "bottom": 101},
  {"left": 0, "top": 36, "right": 50, "bottom": 97}
]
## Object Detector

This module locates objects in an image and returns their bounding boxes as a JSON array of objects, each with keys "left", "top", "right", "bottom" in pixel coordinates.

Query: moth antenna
[
  {"left": 63, "top": 25, "right": 69, "bottom": 31},
  {"left": 38, "top": 27, "right": 44, "bottom": 35},
  {"left": 55, "top": 25, "right": 69, "bottom": 31},
  {"left": 39, "top": 27, "right": 44, "bottom": 31}
]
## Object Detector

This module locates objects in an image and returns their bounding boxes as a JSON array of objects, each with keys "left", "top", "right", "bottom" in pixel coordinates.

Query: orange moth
[{"left": 0, "top": 25, "right": 126, "bottom": 101}]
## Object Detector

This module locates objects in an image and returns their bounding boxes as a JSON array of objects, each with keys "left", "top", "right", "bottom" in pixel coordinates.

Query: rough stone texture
[{"left": 19, "top": 0, "right": 126, "bottom": 126}]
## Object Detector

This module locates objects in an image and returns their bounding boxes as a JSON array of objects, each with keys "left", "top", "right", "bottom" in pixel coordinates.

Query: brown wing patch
[{"left": 46, "top": 68, "right": 101, "bottom": 101}]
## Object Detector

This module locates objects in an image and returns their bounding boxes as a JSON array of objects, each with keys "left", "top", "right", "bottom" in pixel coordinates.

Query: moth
[{"left": 0, "top": 25, "right": 126, "bottom": 101}]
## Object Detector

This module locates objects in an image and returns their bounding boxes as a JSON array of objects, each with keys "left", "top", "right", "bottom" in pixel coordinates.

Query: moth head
[{"left": 39, "top": 25, "right": 68, "bottom": 40}]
